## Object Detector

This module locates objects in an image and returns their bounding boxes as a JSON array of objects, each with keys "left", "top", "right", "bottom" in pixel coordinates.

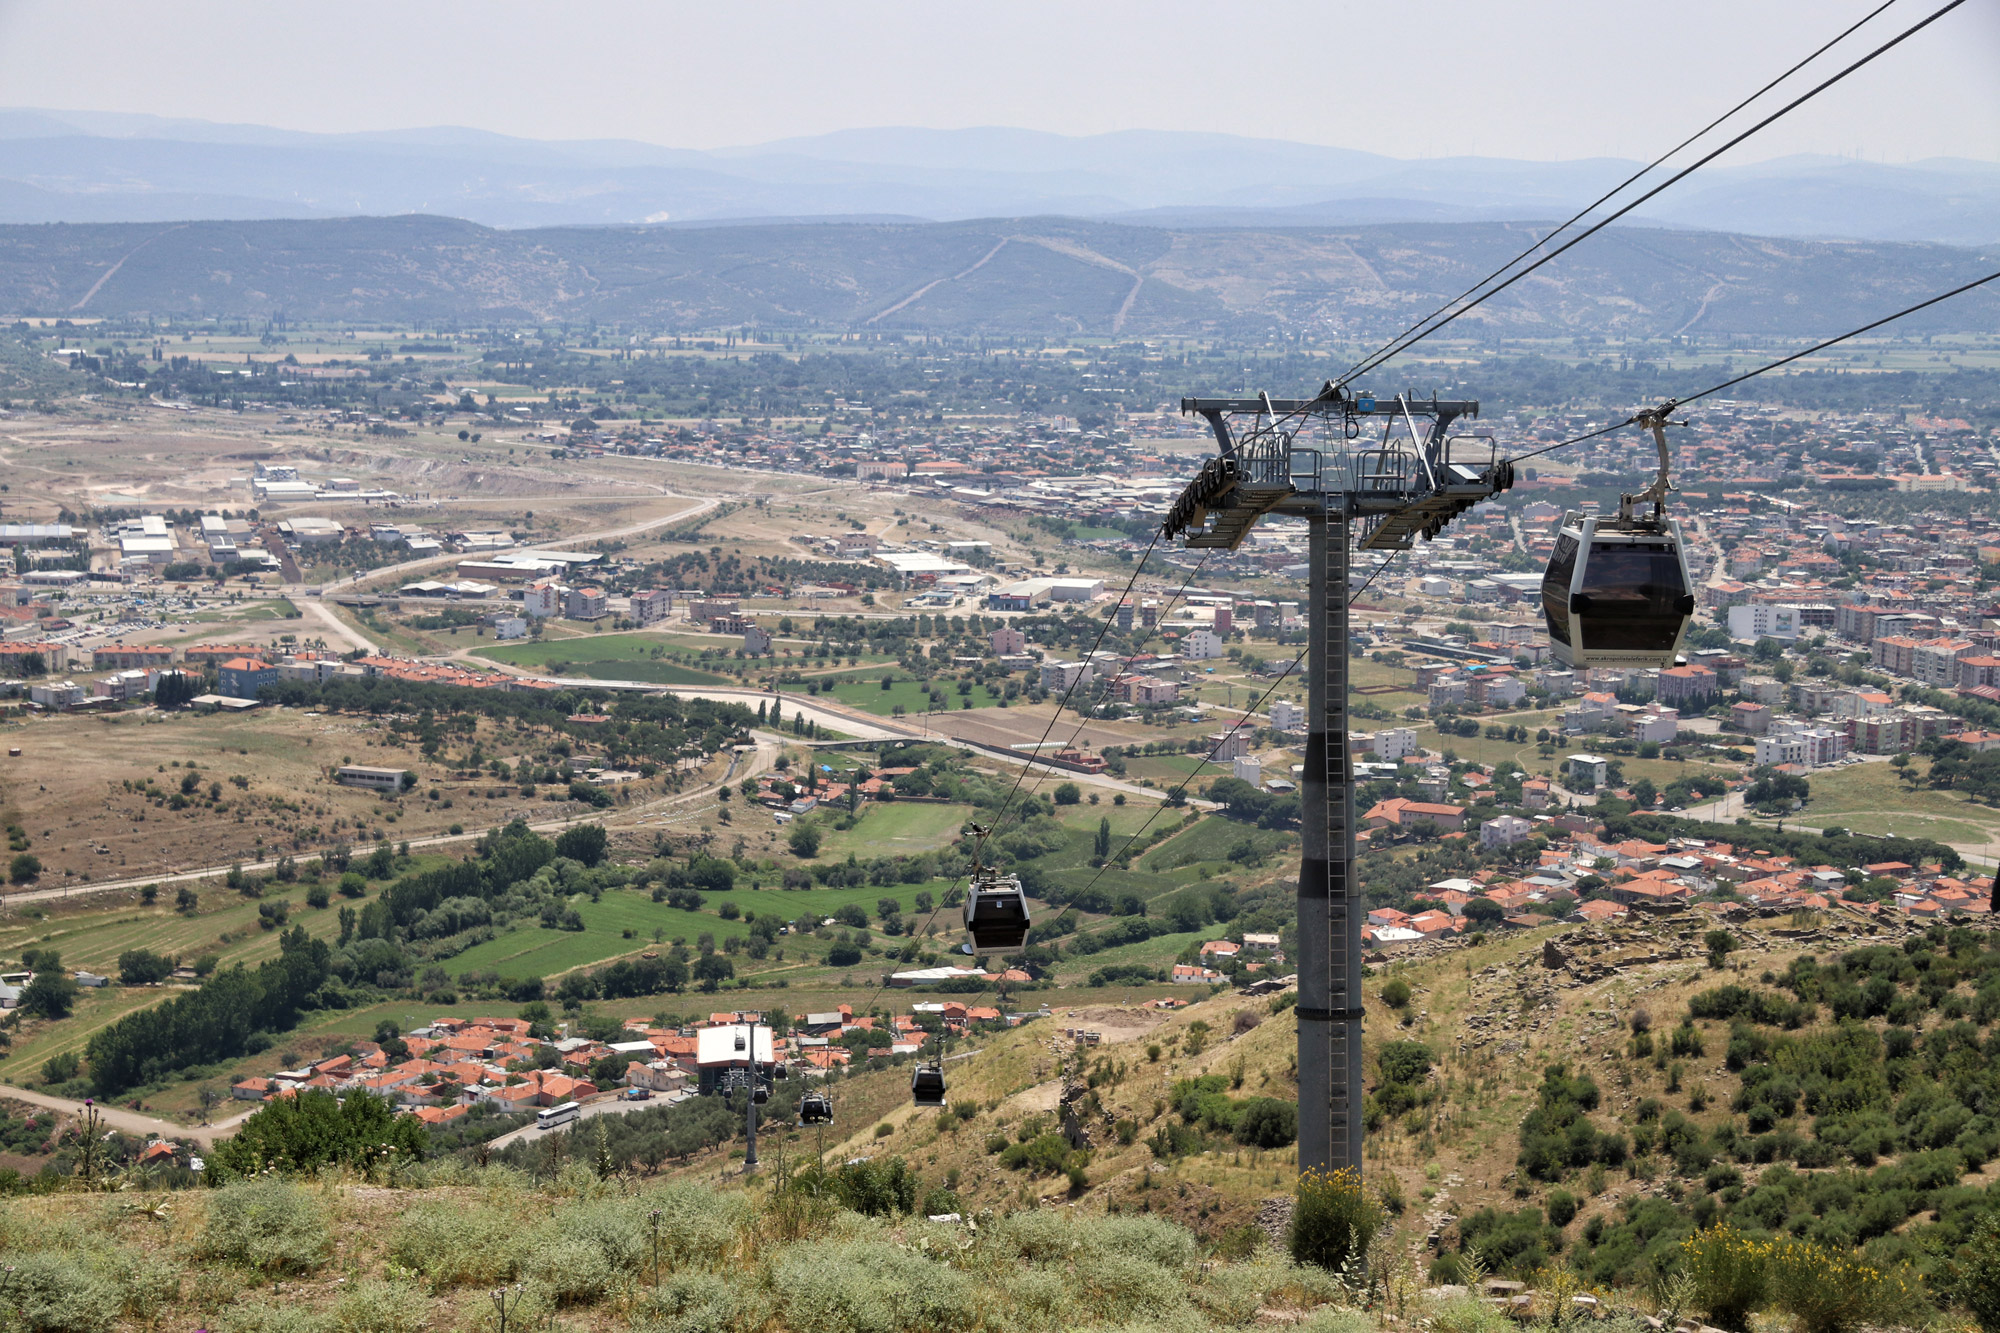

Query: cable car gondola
[
  {"left": 1540, "top": 412, "right": 1696, "bottom": 669},
  {"left": 962, "top": 866, "right": 1031, "bottom": 954},
  {"left": 798, "top": 1092, "right": 834, "bottom": 1126},
  {"left": 910, "top": 1063, "right": 948, "bottom": 1108}
]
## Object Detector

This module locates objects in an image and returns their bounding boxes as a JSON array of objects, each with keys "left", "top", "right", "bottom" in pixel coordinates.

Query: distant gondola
[
  {"left": 910, "top": 1063, "right": 947, "bottom": 1108},
  {"left": 799, "top": 1092, "right": 834, "bottom": 1126}
]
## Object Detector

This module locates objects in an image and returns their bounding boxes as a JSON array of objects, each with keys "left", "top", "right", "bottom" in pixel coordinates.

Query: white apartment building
[
  {"left": 1182, "top": 629, "right": 1224, "bottom": 660},
  {"left": 1727, "top": 603, "right": 1804, "bottom": 641},
  {"left": 1039, "top": 660, "right": 1092, "bottom": 693},
  {"left": 1371, "top": 727, "right": 1419, "bottom": 761},
  {"left": 1480, "top": 815, "right": 1534, "bottom": 849},
  {"left": 1269, "top": 699, "right": 1307, "bottom": 732},
  {"left": 521, "top": 582, "right": 562, "bottom": 619}
]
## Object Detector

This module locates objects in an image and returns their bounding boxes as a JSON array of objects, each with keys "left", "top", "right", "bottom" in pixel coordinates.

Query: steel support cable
[
  {"left": 985, "top": 526, "right": 1164, "bottom": 833},
  {"left": 1330, "top": 0, "right": 1903, "bottom": 391},
  {"left": 848, "top": 525, "right": 1164, "bottom": 1025},
  {"left": 1031, "top": 550, "right": 1212, "bottom": 802},
  {"left": 1504, "top": 265, "right": 2000, "bottom": 467},
  {"left": 1053, "top": 561, "right": 1389, "bottom": 939},
  {"left": 1335, "top": 0, "right": 1965, "bottom": 390}
]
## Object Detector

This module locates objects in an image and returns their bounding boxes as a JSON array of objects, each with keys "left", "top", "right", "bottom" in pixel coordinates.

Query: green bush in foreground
[
  {"left": 1291, "top": 1166, "right": 1384, "bottom": 1275},
  {"left": 200, "top": 1177, "right": 335, "bottom": 1275}
]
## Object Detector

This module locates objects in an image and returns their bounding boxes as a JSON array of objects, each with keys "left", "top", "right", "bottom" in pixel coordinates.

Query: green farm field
[
  {"left": 1800, "top": 759, "right": 2000, "bottom": 846},
  {"left": 474, "top": 635, "right": 735, "bottom": 685},
  {"left": 809, "top": 801, "right": 973, "bottom": 860}
]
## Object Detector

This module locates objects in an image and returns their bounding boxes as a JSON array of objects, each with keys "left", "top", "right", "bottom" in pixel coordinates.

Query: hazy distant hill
[
  {"left": 2, "top": 214, "right": 1996, "bottom": 339},
  {"left": 1, "top": 112, "right": 1998, "bottom": 245}
]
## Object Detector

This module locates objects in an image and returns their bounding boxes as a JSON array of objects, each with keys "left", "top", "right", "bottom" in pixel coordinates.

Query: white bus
[{"left": 535, "top": 1101, "right": 581, "bottom": 1131}]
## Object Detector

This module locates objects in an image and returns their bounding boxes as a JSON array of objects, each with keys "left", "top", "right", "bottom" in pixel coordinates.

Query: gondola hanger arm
[{"left": 1621, "top": 401, "right": 1686, "bottom": 522}]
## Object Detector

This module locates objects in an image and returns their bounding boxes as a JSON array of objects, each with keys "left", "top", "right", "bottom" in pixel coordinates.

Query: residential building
[
  {"left": 1655, "top": 665, "right": 1719, "bottom": 706},
  {"left": 989, "top": 626, "right": 1025, "bottom": 655},
  {"left": 1181, "top": 629, "right": 1223, "bottom": 660},
  {"left": 520, "top": 582, "right": 562, "bottom": 619},
  {"left": 565, "top": 586, "right": 608, "bottom": 621},
  {"left": 1480, "top": 815, "right": 1534, "bottom": 849},
  {"left": 1567, "top": 754, "right": 1609, "bottom": 789},
  {"left": 1269, "top": 699, "right": 1306, "bottom": 732},
  {"left": 91, "top": 645, "right": 174, "bottom": 672},
  {"left": 1912, "top": 638, "right": 1976, "bottom": 687},
  {"left": 1040, "top": 660, "right": 1092, "bottom": 693},
  {"left": 1371, "top": 727, "right": 1419, "bottom": 760},
  {"left": 1727, "top": 603, "right": 1804, "bottom": 641},
  {"left": 27, "top": 680, "right": 83, "bottom": 709},
  {"left": 1872, "top": 635, "right": 1922, "bottom": 677},
  {"left": 1730, "top": 702, "right": 1773, "bottom": 735},
  {"left": 743, "top": 625, "right": 773, "bottom": 655},
  {"left": 218, "top": 658, "right": 279, "bottom": 701},
  {"left": 630, "top": 589, "right": 673, "bottom": 625},
  {"left": 1362, "top": 798, "right": 1467, "bottom": 835},
  {"left": 1206, "top": 727, "right": 1252, "bottom": 763}
]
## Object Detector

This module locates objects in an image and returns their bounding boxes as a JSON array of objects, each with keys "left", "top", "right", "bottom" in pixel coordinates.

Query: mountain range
[
  {"left": 2, "top": 110, "right": 1998, "bottom": 246},
  {"left": 5, "top": 214, "right": 1997, "bottom": 339}
]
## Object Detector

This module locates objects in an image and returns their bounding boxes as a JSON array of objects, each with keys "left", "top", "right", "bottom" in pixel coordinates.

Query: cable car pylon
[{"left": 1164, "top": 384, "right": 1507, "bottom": 1184}]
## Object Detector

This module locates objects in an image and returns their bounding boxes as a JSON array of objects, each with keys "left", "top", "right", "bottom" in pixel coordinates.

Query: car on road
[{"left": 622, "top": 1087, "right": 651, "bottom": 1101}]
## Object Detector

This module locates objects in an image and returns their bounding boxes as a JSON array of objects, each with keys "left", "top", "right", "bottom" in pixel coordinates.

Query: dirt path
[
  {"left": 304, "top": 598, "right": 375, "bottom": 653},
  {"left": 0, "top": 737, "right": 773, "bottom": 911},
  {"left": 0, "top": 1084, "right": 255, "bottom": 1146}
]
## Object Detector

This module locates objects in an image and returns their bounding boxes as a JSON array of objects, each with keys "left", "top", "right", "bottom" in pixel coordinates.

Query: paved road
[
  {"left": 485, "top": 1089, "right": 697, "bottom": 1150},
  {"left": 315, "top": 495, "right": 719, "bottom": 596},
  {"left": 0, "top": 1084, "right": 256, "bottom": 1146}
]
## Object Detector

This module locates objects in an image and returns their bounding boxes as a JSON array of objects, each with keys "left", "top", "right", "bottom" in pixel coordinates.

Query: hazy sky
[{"left": 0, "top": 0, "right": 1995, "bottom": 162}]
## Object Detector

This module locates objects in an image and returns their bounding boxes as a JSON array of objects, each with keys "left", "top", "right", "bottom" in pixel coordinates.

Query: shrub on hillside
[
  {"left": 387, "top": 1200, "right": 518, "bottom": 1288},
  {"left": 773, "top": 1240, "right": 981, "bottom": 1333},
  {"left": 1291, "top": 1166, "right": 1383, "bottom": 1274},
  {"left": 200, "top": 1178, "right": 334, "bottom": 1275},
  {"left": 1678, "top": 1225, "right": 1768, "bottom": 1332},
  {"left": 1767, "top": 1236, "right": 1926, "bottom": 1333},
  {"left": 521, "top": 1199, "right": 645, "bottom": 1306},
  {"left": 5, "top": 1250, "right": 124, "bottom": 1333}
]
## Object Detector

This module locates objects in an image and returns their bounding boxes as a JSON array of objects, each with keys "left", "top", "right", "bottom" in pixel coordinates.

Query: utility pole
[
  {"left": 1166, "top": 388, "right": 1505, "bottom": 1180},
  {"left": 743, "top": 1019, "right": 760, "bottom": 1171}
]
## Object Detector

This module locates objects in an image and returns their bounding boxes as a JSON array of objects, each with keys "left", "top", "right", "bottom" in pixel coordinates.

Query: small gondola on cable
[
  {"left": 959, "top": 824, "right": 1032, "bottom": 955},
  {"left": 798, "top": 1091, "right": 834, "bottom": 1126},
  {"left": 910, "top": 1062, "right": 948, "bottom": 1108},
  {"left": 1540, "top": 408, "right": 1697, "bottom": 670}
]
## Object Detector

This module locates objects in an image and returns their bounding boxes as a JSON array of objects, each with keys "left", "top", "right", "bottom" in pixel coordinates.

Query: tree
[
  {"left": 1094, "top": 816, "right": 1113, "bottom": 860},
  {"left": 555, "top": 823, "right": 608, "bottom": 867},
  {"left": 175, "top": 886, "right": 199, "bottom": 914},
  {"left": 1463, "top": 896, "right": 1507, "bottom": 925},
  {"left": 117, "top": 949, "right": 174, "bottom": 985},
  {"left": 207, "top": 1089, "right": 429, "bottom": 1180},
  {"left": 787, "top": 821, "right": 822, "bottom": 858},
  {"left": 8, "top": 853, "right": 39, "bottom": 884},
  {"left": 1052, "top": 782, "right": 1082, "bottom": 806},
  {"left": 19, "top": 971, "right": 76, "bottom": 1019}
]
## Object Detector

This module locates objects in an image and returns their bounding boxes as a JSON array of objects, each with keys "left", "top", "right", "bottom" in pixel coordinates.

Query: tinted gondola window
[
  {"left": 1541, "top": 535, "right": 1578, "bottom": 646},
  {"left": 1577, "top": 543, "right": 1687, "bottom": 652}
]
